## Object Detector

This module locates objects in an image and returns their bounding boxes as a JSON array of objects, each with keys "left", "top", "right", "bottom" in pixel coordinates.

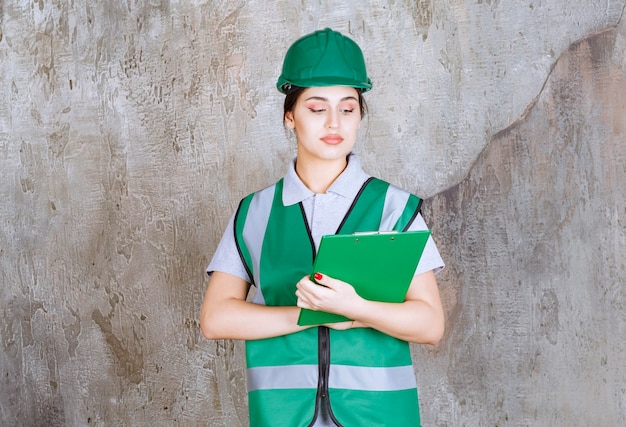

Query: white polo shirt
[{"left": 207, "top": 153, "right": 444, "bottom": 282}]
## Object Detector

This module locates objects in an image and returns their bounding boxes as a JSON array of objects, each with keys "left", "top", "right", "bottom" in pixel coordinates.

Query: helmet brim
[{"left": 276, "top": 77, "right": 372, "bottom": 94}]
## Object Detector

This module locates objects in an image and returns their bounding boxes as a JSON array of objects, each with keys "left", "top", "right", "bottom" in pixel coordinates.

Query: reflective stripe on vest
[
  {"left": 382, "top": 183, "right": 422, "bottom": 231},
  {"left": 248, "top": 364, "right": 417, "bottom": 392},
  {"left": 237, "top": 183, "right": 276, "bottom": 304}
]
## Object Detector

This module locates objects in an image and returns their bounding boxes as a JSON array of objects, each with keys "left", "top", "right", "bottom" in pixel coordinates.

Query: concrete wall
[{"left": 1, "top": 1, "right": 624, "bottom": 425}]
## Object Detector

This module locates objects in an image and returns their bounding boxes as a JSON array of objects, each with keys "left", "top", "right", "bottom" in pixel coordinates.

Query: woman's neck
[{"left": 295, "top": 156, "right": 348, "bottom": 194}]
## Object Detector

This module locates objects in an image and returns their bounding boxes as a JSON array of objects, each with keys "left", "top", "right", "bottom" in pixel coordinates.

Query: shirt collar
[{"left": 282, "top": 153, "right": 371, "bottom": 206}]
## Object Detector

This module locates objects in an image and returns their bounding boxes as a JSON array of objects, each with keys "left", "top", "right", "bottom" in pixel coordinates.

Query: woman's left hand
[
  {"left": 324, "top": 320, "right": 359, "bottom": 330},
  {"left": 295, "top": 273, "right": 363, "bottom": 318}
]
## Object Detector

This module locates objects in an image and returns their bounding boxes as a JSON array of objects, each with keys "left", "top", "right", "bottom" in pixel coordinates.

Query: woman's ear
[{"left": 284, "top": 111, "right": 295, "bottom": 129}]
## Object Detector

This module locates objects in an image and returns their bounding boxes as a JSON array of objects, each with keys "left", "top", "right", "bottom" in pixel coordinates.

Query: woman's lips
[{"left": 321, "top": 135, "right": 344, "bottom": 145}]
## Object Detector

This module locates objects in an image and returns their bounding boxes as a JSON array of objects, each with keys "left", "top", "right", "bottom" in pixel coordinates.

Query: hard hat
[{"left": 276, "top": 28, "right": 372, "bottom": 94}]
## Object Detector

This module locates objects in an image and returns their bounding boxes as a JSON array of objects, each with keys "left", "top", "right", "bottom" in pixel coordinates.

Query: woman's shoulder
[
  {"left": 367, "top": 177, "right": 422, "bottom": 200},
  {"left": 240, "top": 180, "right": 282, "bottom": 202}
]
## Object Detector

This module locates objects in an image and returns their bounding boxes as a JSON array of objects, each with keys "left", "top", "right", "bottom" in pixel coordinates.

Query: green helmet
[{"left": 276, "top": 28, "right": 372, "bottom": 94}]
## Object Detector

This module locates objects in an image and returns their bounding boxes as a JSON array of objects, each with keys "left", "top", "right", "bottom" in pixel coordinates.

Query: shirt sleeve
[
  {"left": 206, "top": 213, "right": 252, "bottom": 283},
  {"left": 407, "top": 213, "right": 445, "bottom": 275}
]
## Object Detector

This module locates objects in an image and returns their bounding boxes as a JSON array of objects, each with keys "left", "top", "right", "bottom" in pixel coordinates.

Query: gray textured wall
[{"left": 1, "top": 1, "right": 624, "bottom": 426}]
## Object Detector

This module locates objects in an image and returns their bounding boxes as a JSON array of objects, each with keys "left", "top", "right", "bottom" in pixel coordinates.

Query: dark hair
[{"left": 283, "top": 85, "right": 368, "bottom": 124}]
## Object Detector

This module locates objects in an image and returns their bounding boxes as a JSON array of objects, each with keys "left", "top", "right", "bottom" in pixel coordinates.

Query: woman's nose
[{"left": 326, "top": 110, "right": 339, "bottom": 129}]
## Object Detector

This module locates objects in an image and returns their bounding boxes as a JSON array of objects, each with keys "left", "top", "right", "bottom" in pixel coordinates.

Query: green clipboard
[{"left": 297, "top": 230, "right": 431, "bottom": 326}]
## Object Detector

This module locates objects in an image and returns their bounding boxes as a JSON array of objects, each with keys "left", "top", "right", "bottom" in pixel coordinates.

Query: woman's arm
[
  {"left": 295, "top": 270, "right": 445, "bottom": 344},
  {"left": 200, "top": 271, "right": 311, "bottom": 340}
]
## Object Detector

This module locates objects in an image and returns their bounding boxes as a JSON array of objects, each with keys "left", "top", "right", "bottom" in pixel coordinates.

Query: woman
[{"left": 200, "top": 28, "right": 445, "bottom": 427}]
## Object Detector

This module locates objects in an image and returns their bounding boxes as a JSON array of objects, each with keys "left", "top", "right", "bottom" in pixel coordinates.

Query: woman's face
[{"left": 285, "top": 86, "right": 362, "bottom": 165}]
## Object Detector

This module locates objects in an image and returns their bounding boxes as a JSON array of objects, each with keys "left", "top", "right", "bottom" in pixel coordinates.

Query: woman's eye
[
  {"left": 308, "top": 108, "right": 326, "bottom": 113},
  {"left": 339, "top": 103, "right": 357, "bottom": 114}
]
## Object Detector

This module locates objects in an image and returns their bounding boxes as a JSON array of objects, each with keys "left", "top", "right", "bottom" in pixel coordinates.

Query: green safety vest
[{"left": 234, "top": 177, "right": 423, "bottom": 427}]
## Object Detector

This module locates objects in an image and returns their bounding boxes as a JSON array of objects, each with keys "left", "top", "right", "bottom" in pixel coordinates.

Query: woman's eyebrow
[{"left": 304, "top": 96, "right": 358, "bottom": 102}]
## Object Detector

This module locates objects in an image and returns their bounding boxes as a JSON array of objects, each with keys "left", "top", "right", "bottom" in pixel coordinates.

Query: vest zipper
[
  {"left": 310, "top": 326, "right": 342, "bottom": 426},
  {"left": 319, "top": 326, "right": 330, "bottom": 399},
  {"left": 301, "top": 200, "right": 342, "bottom": 426}
]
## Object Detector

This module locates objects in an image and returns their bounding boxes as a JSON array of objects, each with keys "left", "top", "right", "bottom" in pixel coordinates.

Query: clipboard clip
[
  {"left": 352, "top": 231, "right": 398, "bottom": 235},
  {"left": 352, "top": 231, "right": 399, "bottom": 241}
]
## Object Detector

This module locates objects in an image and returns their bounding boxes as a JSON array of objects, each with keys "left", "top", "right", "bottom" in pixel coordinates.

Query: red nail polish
[{"left": 314, "top": 273, "right": 323, "bottom": 281}]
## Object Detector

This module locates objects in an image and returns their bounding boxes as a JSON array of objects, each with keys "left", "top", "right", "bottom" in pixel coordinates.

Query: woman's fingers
[{"left": 296, "top": 273, "right": 361, "bottom": 315}]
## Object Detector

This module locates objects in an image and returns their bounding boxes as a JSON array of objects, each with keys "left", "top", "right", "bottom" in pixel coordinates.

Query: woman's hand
[
  {"left": 295, "top": 273, "right": 365, "bottom": 318},
  {"left": 324, "top": 320, "right": 355, "bottom": 330}
]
